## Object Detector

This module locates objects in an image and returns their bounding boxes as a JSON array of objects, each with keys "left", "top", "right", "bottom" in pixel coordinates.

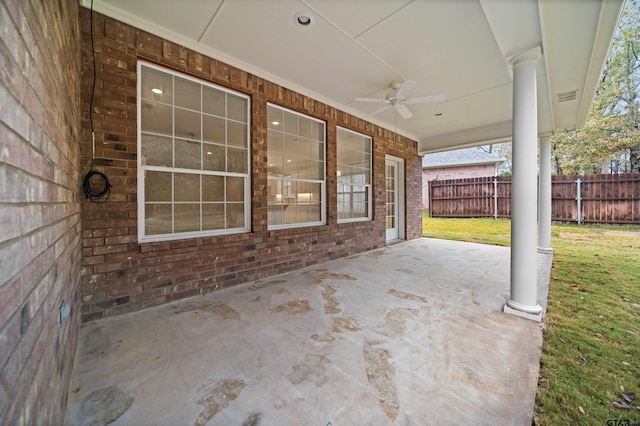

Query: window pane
[
  {"left": 268, "top": 108, "right": 283, "bottom": 130},
  {"left": 336, "top": 128, "right": 371, "bottom": 222},
  {"left": 227, "top": 121, "right": 247, "bottom": 148},
  {"left": 175, "top": 77, "right": 201, "bottom": 110},
  {"left": 226, "top": 176, "right": 244, "bottom": 202},
  {"left": 175, "top": 108, "right": 201, "bottom": 140},
  {"left": 174, "top": 203, "right": 200, "bottom": 233},
  {"left": 145, "top": 204, "right": 172, "bottom": 234},
  {"left": 141, "top": 66, "right": 172, "bottom": 103},
  {"left": 141, "top": 134, "right": 172, "bottom": 167},
  {"left": 139, "top": 62, "right": 250, "bottom": 240},
  {"left": 227, "top": 94, "right": 247, "bottom": 122},
  {"left": 141, "top": 101, "right": 172, "bottom": 135},
  {"left": 175, "top": 139, "right": 201, "bottom": 170},
  {"left": 267, "top": 151, "right": 283, "bottom": 176},
  {"left": 283, "top": 111, "right": 298, "bottom": 134},
  {"left": 174, "top": 173, "right": 200, "bottom": 202},
  {"left": 226, "top": 203, "right": 244, "bottom": 228},
  {"left": 227, "top": 147, "right": 247, "bottom": 173},
  {"left": 203, "top": 86, "right": 225, "bottom": 116},
  {"left": 203, "top": 115, "right": 225, "bottom": 144},
  {"left": 146, "top": 171, "right": 172, "bottom": 201},
  {"left": 202, "top": 175, "right": 224, "bottom": 202},
  {"left": 203, "top": 144, "right": 225, "bottom": 171},
  {"left": 202, "top": 203, "right": 224, "bottom": 230}
]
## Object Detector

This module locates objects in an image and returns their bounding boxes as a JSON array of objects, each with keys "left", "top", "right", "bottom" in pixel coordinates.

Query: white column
[
  {"left": 538, "top": 135, "right": 553, "bottom": 254},
  {"left": 504, "top": 47, "right": 542, "bottom": 321}
]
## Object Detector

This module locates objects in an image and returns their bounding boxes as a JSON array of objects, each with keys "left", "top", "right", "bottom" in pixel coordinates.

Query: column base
[
  {"left": 504, "top": 299, "right": 542, "bottom": 322},
  {"left": 537, "top": 246, "right": 554, "bottom": 255}
]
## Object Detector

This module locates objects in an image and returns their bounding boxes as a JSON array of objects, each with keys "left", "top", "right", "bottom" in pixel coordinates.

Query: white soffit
[{"left": 81, "top": 0, "right": 624, "bottom": 153}]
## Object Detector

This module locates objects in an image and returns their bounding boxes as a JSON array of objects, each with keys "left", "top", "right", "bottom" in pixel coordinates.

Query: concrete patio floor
[{"left": 66, "top": 238, "right": 552, "bottom": 425}]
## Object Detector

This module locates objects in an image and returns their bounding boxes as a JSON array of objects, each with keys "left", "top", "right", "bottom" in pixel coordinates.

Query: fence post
[
  {"left": 493, "top": 178, "right": 498, "bottom": 219},
  {"left": 576, "top": 178, "right": 582, "bottom": 225}
]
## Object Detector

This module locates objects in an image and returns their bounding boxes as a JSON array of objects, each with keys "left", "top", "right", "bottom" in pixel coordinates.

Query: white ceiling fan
[{"left": 355, "top": 80, "right": 445, "bottom": 119}]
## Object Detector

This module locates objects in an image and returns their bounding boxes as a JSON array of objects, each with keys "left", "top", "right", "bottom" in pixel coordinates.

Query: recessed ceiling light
[
  {"left": 151, "top": 88, "right": 163, "bottom": 94},
  {"left": 206, "top": 151, "right": 212, "bottom": 155},
  {"left": 297, "top": 15, "right": 311, "bottom": 25},
  {"left": 294, "top": 12, "right": 314, "bottom": 27},
  {"left": 272, "top": 121, "right": 280, "bottom": 126}
]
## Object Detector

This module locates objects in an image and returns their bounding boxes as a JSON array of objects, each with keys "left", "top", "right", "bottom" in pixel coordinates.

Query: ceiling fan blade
[
  {"left": 396, "top": 104, "right": 413, "bottom": 119},
  {"left": 355, "top": 97, "right": 389, "bottom": 104},
  {"left": 395, "top": 80, "right": 417, "bottom": 99},
  {"left": 370, "top": 104, "right": 393, "bottom": 116},
  {"left": 405, "top": 94, "right": 446, "bottom": 104}
]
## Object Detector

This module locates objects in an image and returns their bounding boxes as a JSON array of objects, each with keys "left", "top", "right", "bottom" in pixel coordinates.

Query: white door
[{"left": 385, "top": 156, "right": 404, "bottom": 242}]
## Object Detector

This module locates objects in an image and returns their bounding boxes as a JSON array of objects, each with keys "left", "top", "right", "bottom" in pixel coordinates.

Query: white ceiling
[{"left": 82, "top": 0, "right": 624, "bottom": 153}]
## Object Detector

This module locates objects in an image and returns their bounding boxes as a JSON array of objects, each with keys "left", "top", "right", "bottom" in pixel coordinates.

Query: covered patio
[{"left": 67, "top": 238, "right": 552, "bottom": 425}]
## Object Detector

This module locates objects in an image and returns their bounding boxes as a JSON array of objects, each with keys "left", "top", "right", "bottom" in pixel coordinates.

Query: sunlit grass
[{"left": 422, "top": 215, "right": 640, "bottom": 424}]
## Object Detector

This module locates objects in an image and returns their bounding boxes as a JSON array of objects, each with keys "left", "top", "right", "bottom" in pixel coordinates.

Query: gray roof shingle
[{"left": 422, "top": 147, "right": 506, "bottom": 168}]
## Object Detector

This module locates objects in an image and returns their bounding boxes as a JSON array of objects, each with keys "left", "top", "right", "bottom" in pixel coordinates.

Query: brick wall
[
  {"left": 0, "top": 0, "right": 82, "bottom": 423},
  {"left": 422, "top": 164, "right": 496, "bottom": 209},
  {"left": 79, "top": 10, "right": 422, "bottom": 322}
]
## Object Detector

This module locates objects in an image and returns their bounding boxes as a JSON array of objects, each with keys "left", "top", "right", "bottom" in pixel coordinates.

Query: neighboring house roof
[{"left": 422, "top": 147, "right": 506, "bottom": 169}]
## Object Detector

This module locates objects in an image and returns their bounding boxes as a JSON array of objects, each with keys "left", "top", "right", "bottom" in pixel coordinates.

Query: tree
[{"left": 552, "top": 0, "right": 640, "bottom": 174}]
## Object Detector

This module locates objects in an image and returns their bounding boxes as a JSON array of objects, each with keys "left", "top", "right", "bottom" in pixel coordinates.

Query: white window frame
[
  {"left": 337, "top": 127, "right": 372, "bottom": 223},
  {"left": 266, "top": 103, "right": 326, "bottom": 230},
  {"left": 137, "top": 61, "right": 251, "bottom": 243}
]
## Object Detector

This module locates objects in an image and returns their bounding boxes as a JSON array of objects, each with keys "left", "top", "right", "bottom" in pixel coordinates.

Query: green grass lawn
[{"left": 423, "top": 215, "right": 640, "bottom": 425}]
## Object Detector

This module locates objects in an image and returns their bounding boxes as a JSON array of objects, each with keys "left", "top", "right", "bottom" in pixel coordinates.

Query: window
[
  {"left": 337, "top": 127, "right": 372, "bottom": 222},
  {"left": 137, "top": 61, "right": 250, "bottom": 242},
  {"left": 266, "top": 104, "right": 325, "bottom": 229}
]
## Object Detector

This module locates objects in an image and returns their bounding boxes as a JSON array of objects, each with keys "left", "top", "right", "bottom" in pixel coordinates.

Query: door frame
[{"left": 385, "top": 155, "right": 405, "bottom": 243}]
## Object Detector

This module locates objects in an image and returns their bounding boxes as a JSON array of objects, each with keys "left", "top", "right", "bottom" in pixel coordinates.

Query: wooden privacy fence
[{"left": 428, "top": 173, "right": 640, "bottom": 224}]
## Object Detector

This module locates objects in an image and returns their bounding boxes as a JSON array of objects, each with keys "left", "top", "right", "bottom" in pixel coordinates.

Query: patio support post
[
  {"left": 538, "top": 135, "right": 553, "bottom": 254},
  {"left": 504, "top": 47, "right": 543, "bottom": 321}
]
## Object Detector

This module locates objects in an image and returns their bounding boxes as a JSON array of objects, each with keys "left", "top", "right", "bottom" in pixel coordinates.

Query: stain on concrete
[
  {"left": 321, "top": 284, "right": 341, "bottom": 314},
  {"left": 330, "top": 316, "right": 361, "bottom": 333},
  {"left": 450, "top": 368, "right": 511, "bottom": 396},
  {"left": 366, "top": 250, "right": 385, "bottom": 259},
  {"left": 173, "top": 302, "right": 240, "bottom": 320},
  {"left": 240, "top": 279, "right": 288, "bottom": 293},
  {"left": 387, "top": 288, "right": 428, "bottom": 303},
  {"left": 289, "top": 354, "right": 330, "bottom": 387},
  {"left": 311, "top": 333, "right": 336, "bottom": 343},
  {"left": 302, "top": 268, "right": 357, "bottom": 284},
  {"left": 242, "top": 412, "right": 263, "bottom": 426},
  {"left": 376, "top": 308, "right": 419, "bottom": 338},
  {"left": 363, "top": 340, "right": 399, "bottom": 421},
  {"left": 275, "top": 288, "right": 289, "bottom": 295},
  {"left": 194, "top": 378, "right": 246, "bottom": 426},
  {"left": 393, "top": 268, "right": 415, "bottom": 276},
  {"left": 82, "top": 327, "right": 111, "bottom": 356},
  {"left": 272, "top": 299, "right": 312, "bottom": 315},
  {"left": 77, "top": 385, "right": 134, "bottom": 425}
]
